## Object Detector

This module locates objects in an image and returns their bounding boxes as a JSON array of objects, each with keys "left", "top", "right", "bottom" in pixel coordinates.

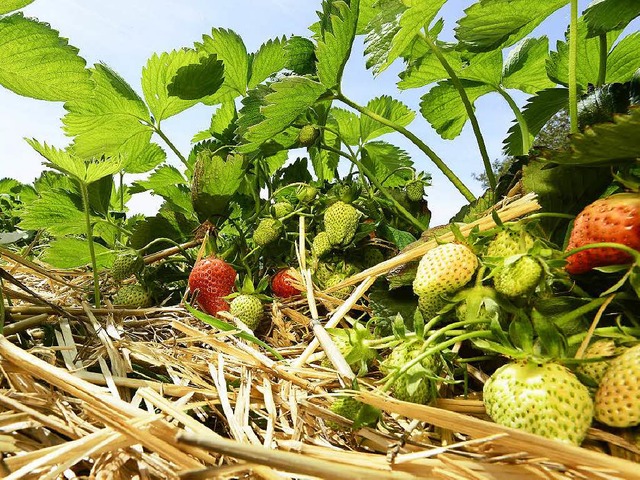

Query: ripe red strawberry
[
  {"left": 565, "top": 193, "right": 640, "bottom": 274},
  {"left": 271, "top": 268, "right": 302, "bottom": 298},
  {"left": 188, "top": 256, "right": 237, "bottom": 316}
]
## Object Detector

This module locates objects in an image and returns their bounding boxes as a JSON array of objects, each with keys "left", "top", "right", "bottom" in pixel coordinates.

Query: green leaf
[
  {"left": 531, "top": 309, "right": 566, "bottom": 358},
  {"left": 363, "top": 0, "right": 405, "bottom": 73},
  {"left": 606, "top": 32, "right": 640, "bottom": 84},
  {"left": 191, "top": 100, "right": 237, "bottom": 143},
  {"left": 543, "top": 107, "right": 640, "bottom": 166},
  {"left": 122, "top": 142, "right": 166, "bottom": 174},
  {"left": 315, "top": 0, "right": 360, "bottom": 89},
  {"left": 398, "top": 45, "right": 462, "bottom": 90},
  {"left": 455, "top": 0, "right": 568, "bottom": 51},
  {"left": 240, "top": 76, "right": 326, "bottom": 152},
  {"left": 379, "top": 223, "right": 416, "bottom": 250},
  {"left": 18, "top": 189, "right": 86, "bottom": 236},
  {"left": 331, "top": 107, "right": 361, "bottom": 146},
  {"left": 43, "top": 236, "right": 115, "bottom": 269},
  {"left": 503, "top": 88, "right": 568, "bottom": 156},
  {"left": 547, "top": 19, "right": 622, "bottom": 89},
  {"left": 309, "top": 129, "right": 340, "bottom": 182},
  {"left": 284, "top": 36, "right": 316, "bottom": 76},
  {"left": 196, "top": 28, "right": 249, "bottom": 101},
  {"left": 0, "top": 14, "right": 92, "bottom": 101},
  {"left": 165, "top": 53, "right": 224, "bottom": 103},
  {"left": 419, "top": 80, "right": 493, "bottom": 140},
  {"left": 360, "top": 95, "right": 415, "bottom": 142},
  {"left": 0, "top": 0, "right": 34, "bottom": 14},
  {"left": 361, "top": 141, "right": 413, "bottom": 188},
  {"left": 457, "top": 50, "right": 503, "bottom": 85},
  {"left": 365, "top": 0, "right": 446, "bottom": 74},
  {"left": 191, "top": 153, "right": 244, "bottom": 218},
  {"left": 502, "top": 37, "right": 554, "bottom": 94},
  {"left": 87, "top": 175, "right": 113, "bottom": 216},
  {"left": 63, "top": 63, "right": 153, "bottom": 159},
  {"left": 27, "top": 140, "right": 123, "bottom": 184},
  {"left": 131, "top": 166, "right": 192, "bottom": 216},
  {"left": 584, "top": 0, "right": 640, "bottom": 37},
  {"left": 142, "top": 49, "right": 203, "bottom": 121},
  {"left": 249, "top": 37, "right": 287, "bottom": 89}
]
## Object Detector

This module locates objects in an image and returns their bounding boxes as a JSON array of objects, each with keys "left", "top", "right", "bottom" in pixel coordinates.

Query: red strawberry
[
  {"left": 188, "top": 256, "right": 237, "bottom": 315},
  {"left": 565, "top": 193, "right": 640, "bottom": 275},
  {"left": 271, "top": 268, "right": 302, "bottom": 298}
]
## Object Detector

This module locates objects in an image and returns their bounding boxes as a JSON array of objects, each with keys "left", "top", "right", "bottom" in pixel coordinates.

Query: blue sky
[{"left": 0, "top": 0, "right": 618, "bottom": 225}]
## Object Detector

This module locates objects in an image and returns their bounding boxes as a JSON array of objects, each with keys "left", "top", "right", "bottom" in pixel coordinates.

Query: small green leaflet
[
  {"left": 420, "top": 81, "right": 493, "bottom": 140},
  {"left": 584, "top": 0, "right": 640, "bottom": 38},
  {"left": 43, "top": 237, "right": 115, "bottom": 269},
  {"left": 131, "top": 166, "right": 193, "bottom": 217},
  {"left": 315, "top": 0, "right": 360, "bottom": 89},
  {"left": 63, "top": 63, "right": 153, "bottom": 160},
  {"left": 142, "top": 49, "right": 204, "bottom": 121},
  {"left": 121, "top": 142, "right": 166, "bottom": 175},
  {"left": 363, "top": 0, "right": 405, "bottom": 73},
  {"left": 192, "top": 101, "right": 237, "bottom": 143},
  {"left": 331, "top": 107, "right": 360, "bottom": 146},
  {"left": 360, "top": 96, "right": 415, "bottom": 142},
  {"left": 283, "top": 36, "right": 316, "bottom": 76},
  {"left": 0, "top": 0, "right": 34, "bottom": 14},
  {"left": 167, "top": 54, "right": 224, "bottom": 101},
  {"left": 248, "top": 37, "right": 288, "bottom": 89},
  {"left": 0, "top": 14, "right": 92, "bottom": 101},
  {"left": 544, "top": 107, "right": 640, "bottom": 166},
  {"left": 196, "top": 28, "right": 249, "bottom": 102},
  {"left": 18, "top": 189, "right": 87, "bottom": 236},
  {"left": 240, "top": 76, "right": 326, "bottom": 152},
  {"left": 501, "top": 37, "right": 554, "bottom": 94},
  {"left": 27, "top": 140, "right": 123, "bottom": 184},
  {"left": 398, "top": 44, "right": 462, "bottom": 90},
  {"left": 455, "top": 0, "right": 568, "bottom": 51},
  {"left": 361, "top": 141, "right": 413, "bottom": 188}
]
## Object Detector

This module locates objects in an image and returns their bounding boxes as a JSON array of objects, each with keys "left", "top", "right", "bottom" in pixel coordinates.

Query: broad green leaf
[
  {"left": 27, "top": 140, "right": 123, "bottom": 184},
  {"left": 87, "top": 175, "right": 113, "bottom": 216},
  {"left": 166, "top": 54, "right": 224, "bottom": 101},
  {"left": 547, "top": 19, "right": 622, "bottom": 89},
  {"left": 363, "top": 0, "right": 405, "bottom": 73},
  {"left": 64, "top": 63, "right": 153, "bottom": 159},
  {"left": 455, "top": 0, "right": 568, "bottom": 51},
  {"left": 309, "top": 125, "right": 340, "bottom": 182},
  {"left": 0, "top": 0, "right": 34, "bottom": 14},
  {"left": 584, "top": 0, "right": 640, "bottom": 37},
  {"left": 264, "top": 151, "right": 289, "bottom": 176},
  {"left": 249, "top": 37, "right": 287, "bottom": 89},
  {"left": 18, "top": 189, "right": 86, "bottom": 236},
  {"left": 365, "top": 0, "right": 446, "bottom": 74},
  {"left": 315, "top": 0, "right": 360, "bottom": 89},
  {"left": 0, "top": 14, "right": 92, "bottom": 101},
  {"left": 503, "top": 88, "right": 568, "bottom": 156},
  {"left": 606, "top": 32, "right": 640, "bottom": 84},
  {"left": 502, "top": 37, "right": 554, "bottom": 94},
  {"left": 196, "top": 28, "right": 249, "bottom": 101},
  {"left": 361, "top": 141, "right": 413, "bottom": 188},
  {"left": 457, "top": 50, "right": 502, "bottom": 86},
  {"left": 192, "top": 153, "right": 244, "bottom": 216},
  {"left": 240, "top": 76, "right": 326, "bottom": 152},
  {"left": 420, "top": 80, "right": 493, "bottom": 140},
  {"left": 398, "top": 45, "right": 462, "bottom": 90},
  {"left": 284, "top": 36, "right": 316, "bottom": 76},
  {"left": 122, "top": 142, "right": 166, "bottom": 174},
  {"left": 331, "top": 107, "right": 361, "bottom": 146},
  {"left": 359, "top": 96, "right": 415, "bottom": 142},
  {"left": 142, "top": 49, "right": 202, "bottom": 121},
  {"left": 191, "top": 100, "right": 237, "bottom": 143},
  {"left": 131, "top": 166, "right": 192, "bottom": 216},
  {"left": 43, "top": 237, "right": 115, "bottom": 269},
  {"left": 356, "top": 0, "right": 378, "bottom": 34},
  {"left": 543, "top": 107, "right": 640, "bottom": 166}
]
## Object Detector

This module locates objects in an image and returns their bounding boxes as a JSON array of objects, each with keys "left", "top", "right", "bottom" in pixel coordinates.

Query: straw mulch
[{"left": 1, "top": 193, "right": 639, "bottom": 480}]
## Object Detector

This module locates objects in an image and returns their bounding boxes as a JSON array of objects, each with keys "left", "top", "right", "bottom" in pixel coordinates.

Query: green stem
[
  {"left": 564, "top": 242, "right": 640, "bottom": 264},
  {"left": 568, "top": 0, "right": 579, "bottom": 134},
  {"left": 422, "top": 33, "right": 495, "bottom": 191},
  {"left": 496, "top": 86, "right": 531, "bottom": 154},
  {"left": 152, "top": 125, "right": 189, "bottom": 168},
  {"left": 597, "top": 34, "right": 607, "bottom": 87},
  {"left": 79, "top": 182, "right": 101, "bottom": 308},
  {"left": 321, "top": 144, "right": 428, "bottom": 232},
  {"left": 567, "top": 327, "right": 640, "bottom": 346},
  {"left": 551, "top": 296, "right": 611, "bottom": 329},
  {"left": 336, "top": 94, "right": 476, "bottom": 203}
]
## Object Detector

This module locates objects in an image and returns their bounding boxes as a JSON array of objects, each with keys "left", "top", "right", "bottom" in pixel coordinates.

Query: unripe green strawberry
[
  {"left": 298, "top": 125, "right": 319, "bottom": 146},
  {"left": 113, "top": 284, "right": 153, "bottom": 308},
  {"left": 313, "top": 260, "right": 334, "bottom": 288},
  {"left": 321, "top": 327, "right": 377, "bottom": 374},
  {"left": 229, "top": 294, "right": 263, "bottom": 330},
  {"left": 324, "top": 273, "right": 353, "bottom": 300},
  {"left": 405, "top": 179, "right": 425, "bottom": 202},
  {"left": 296, "top": 184, "right": 317, "bottom": 204},
  {"left": 324, "top": 201, "right": 360, "bottom": 247},
  {"left": 362, "top": 247, "right": 384, "bottom": 269},
  {"left": 412, "top": 243, "right": 478, "bottom": 297},
  {"left": 595, "top": 344, "right": 640, "bottom": 427},
  {"left": 485, "top": 229, "right": 534, "bottom": 258},
  {"left": 417, "top": 293, "right": 446, "bottom": 321},
  {"left": 327, "top": 396, "right": 379, "bottom": 430},
  {"left": 110, "top": 250, "right": 144, "bottom": 281},
  {"left": 576, "top": 339, "right": 622, "bottom": 385},
  {"left": 253, "top": 218, "right": 283, "bottom": 247},
  {"left": 483, "top": 361, "right": 594, "bottom": 445},
  {"left": 380, "top": 341, "right": 440, "bottom": 405},
  {"left": 493, "top": 256, "right": 542, "bottom": 298},
  {"left": 312, "top": 232, "right": 332, "bottom": 258},
  {"left": 272, "top": 201, "right": 293, "bottom": 219}
]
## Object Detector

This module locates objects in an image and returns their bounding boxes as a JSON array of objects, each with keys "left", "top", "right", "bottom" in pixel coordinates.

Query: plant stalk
[
  {"left": 568, "top": 0, "right": 579, "bottom": 134},
  {"left": 153, "top": 124, "right": 189, "bottom": 168},
  {"left": 79, "top": 182, "right": 101, "bottom": 308},
  {"left": 422, "top": 33, "right": 496, "bottom": 191},
  {"left": 597, "top": 34, "right": 607, "bottom": 87},
  {"left": 496, "top": 86, "right": 531, "bottom": 154},
  {"left": 336, "top": 94, "right": 476, "bottom": 203}
]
